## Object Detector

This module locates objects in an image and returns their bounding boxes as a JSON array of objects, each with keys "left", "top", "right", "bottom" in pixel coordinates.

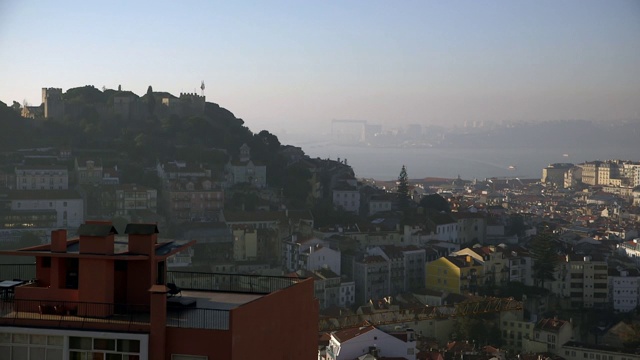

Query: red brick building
[{"left": 0, "top": 222, "right": 318, "bottom": 359}]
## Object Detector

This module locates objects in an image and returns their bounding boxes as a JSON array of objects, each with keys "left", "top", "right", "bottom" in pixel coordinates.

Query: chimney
[
  {"left": 78, "top": 221, "right": 117, "bottom": 255},
  {"left": 51, "top": 229, "right": 67, "bottom": 253},
  {"left": 126, "top": 223, "right": 159, "bottom": 255}
]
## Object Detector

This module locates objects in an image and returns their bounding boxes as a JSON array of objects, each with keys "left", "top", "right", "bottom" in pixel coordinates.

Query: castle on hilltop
[
  {"left": 161, "top": 92, "right": 206, "bottom": 117},
  {"left": 22, "top": 86, "right": 206, "bottom": 121},
  {"left": 42, "top": 87, "right": 65, "bottom": 119}
]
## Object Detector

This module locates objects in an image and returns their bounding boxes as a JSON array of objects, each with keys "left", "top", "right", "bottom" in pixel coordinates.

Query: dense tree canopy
[
  {"left": 530, "top": 232, "right": 559, "bottom": 287},
  {"left": 419, "top": 193, "right": 450, "bottom": 213}
]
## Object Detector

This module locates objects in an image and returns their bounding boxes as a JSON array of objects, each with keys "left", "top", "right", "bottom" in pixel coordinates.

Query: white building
[
  {"left": 301, "top": 243, "right": 341, "bottom": 274},
  {"left": 618, "top": 239, "right": 640, "bottom": 267},
  {"left": 526, "top": 318, "right": 573, "bottom": 354},
  {"left": 368, "top": 196, "right": 392, "bottom": 216},
  {"left": 426, "top": 211, "right": 461, "bottom": 244},
  {"left": 326, "top": 325, "right": 416, "bottom": 360},
  {"left": 339, "top": 281, "right": 355, "bottom": 308},
  {"left": 608, "top": 267, "right": 640, "bottom": 313},
  {"left": 561, "top": 341, "right": 640, "bottom": 360},
  {"left": 225, "top": 144, "right": 267, "bottom": 188},
  {"left": 7, "top": 190, "right": 84, "bottom": 228},
  {"left": 284, "top": 237, "right": 341, "bottom": 274},
  {"left": 15, "top": 165, "right": 69, "bottom": 190},
  {"left": 501, "top": 246, "right": 534, "bottom": 286},
  {"left": 333, "top": 185, "right": 360, "bottom": 214},
  {"left": 559, "top": 254, "right": 609, "bottom": 309}
]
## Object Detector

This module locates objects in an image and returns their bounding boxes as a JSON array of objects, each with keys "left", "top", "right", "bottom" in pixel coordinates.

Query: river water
[{"left": 293, "top": 142, "right": 639, "bottom": 181}]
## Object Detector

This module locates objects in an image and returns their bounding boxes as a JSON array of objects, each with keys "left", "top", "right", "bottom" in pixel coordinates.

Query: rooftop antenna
[{"left": 200, "top": 81, "right": 205, "bottom": 97}]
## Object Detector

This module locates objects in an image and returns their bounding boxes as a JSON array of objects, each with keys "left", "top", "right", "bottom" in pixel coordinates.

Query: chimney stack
[{"left": 51, "top": 229, "right": 67, "bottom": 253}]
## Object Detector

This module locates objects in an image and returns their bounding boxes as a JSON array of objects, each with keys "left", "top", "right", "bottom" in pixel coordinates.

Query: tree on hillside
[
  {"left": 11, "top": 101, "right": 21, "bottom": 113},
  {"left": 397, "top": 165, "right": 410, "bottom": 212},
  {"left": 507, "top": 214, "right": 526, "bottom": 237},
  {"left": 419, "top": 193, "right": 450, "bottom": 213},
  {"left": 530, "top": 232, "right": 559, "bottom": 288},
  {"left": 146, "top": 85, "right": 155, "bottom": 116},
  {"left": 282, "top": 163, "right": 312, "bottom": 208}
]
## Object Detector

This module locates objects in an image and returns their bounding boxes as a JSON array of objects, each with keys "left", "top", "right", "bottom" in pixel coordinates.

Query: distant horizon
[
  {"left": 2, "top": 1, "right": 639, "bottom": 131},
  {"left": 4, "top": 83, "right": 638, "bottom": 136}
]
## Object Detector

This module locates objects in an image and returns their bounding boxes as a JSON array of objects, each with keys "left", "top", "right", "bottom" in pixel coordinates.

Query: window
[{"left": 69, "top": 337, "right": 140, "bottom": 360}]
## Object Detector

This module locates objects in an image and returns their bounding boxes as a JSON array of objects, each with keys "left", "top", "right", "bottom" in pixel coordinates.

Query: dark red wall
[
  {"left": 230, "top": 278, "right": 318, "bottom": 360},
  {"left": 165, "top": 328, "right": 232, "bottom": 360}
]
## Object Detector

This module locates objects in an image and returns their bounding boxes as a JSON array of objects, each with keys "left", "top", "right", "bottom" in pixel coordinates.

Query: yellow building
[{"left": 425, "top": 255, "right": 484, "bottom": 294}]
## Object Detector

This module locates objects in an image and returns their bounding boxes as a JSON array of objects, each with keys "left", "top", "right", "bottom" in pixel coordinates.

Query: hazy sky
[{"left": 1, "top": 1, "right": 639, "bottom": 134}]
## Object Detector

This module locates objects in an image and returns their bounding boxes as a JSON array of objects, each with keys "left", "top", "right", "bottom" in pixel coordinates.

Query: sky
[{"left": 1, "top": 1, "right": 639, "bottom": 135}]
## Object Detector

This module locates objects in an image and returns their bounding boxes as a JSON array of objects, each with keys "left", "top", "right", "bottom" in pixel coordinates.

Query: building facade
[{"left": 15, "top": 166, "right": 69, "bottom": 190}]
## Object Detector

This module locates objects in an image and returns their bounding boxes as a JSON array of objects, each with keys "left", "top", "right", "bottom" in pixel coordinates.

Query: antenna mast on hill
[{"left": 200, "top": 81, "right": 205, "bottom": 97}]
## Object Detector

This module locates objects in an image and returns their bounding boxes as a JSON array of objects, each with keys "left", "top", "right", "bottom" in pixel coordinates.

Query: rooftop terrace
[{"left": 0, "top": 266, "right": 301, "bottom": 332}]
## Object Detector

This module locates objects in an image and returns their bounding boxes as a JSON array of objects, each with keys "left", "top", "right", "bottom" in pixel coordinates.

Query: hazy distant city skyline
[{"left": 1, "top": 1, "right": 639, "bottom": 134}]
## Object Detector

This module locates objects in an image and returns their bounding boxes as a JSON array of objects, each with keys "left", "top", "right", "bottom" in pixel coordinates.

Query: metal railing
[
  {"left": 167, "top": 271, "right": 300, "bottom": 294},
  {"left": 0, "top": 266, "right": 301, "bottom": 295},
  {"left": 167, "top": 308, "right": 229, "bottom": 330},
  {"left": 0, "top": 297, "right": 233, "bottom": 331},
  {"left": 0, "top": 299, "right": 150, "bottom": 330},
  {"left": 0, "top": 264, "right": 36, "bottom": 281}
]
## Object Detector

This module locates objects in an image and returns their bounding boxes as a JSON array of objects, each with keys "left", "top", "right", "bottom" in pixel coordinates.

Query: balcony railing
[
  {"left": 167, "top": 271, "right": 300, "bottom": 294},
  {"left": 167, "top": 307, "right": 229, "bottom": 330},
  {"left": 0, "top": 264, "right": 36, "bottom": 281},
  {"left": 0, "top": 299, "right": 150, "bottom": 332},
  {"left": 0, "top": 297, "right": 232, "bottom": 331},
  {"left": 1, "top": 266, "right": 301, "bottom": 295}
]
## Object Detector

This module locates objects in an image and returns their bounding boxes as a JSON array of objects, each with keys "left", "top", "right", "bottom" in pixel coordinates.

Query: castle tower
[{"left": 42, "top": 87, "right": 65, "bottom": 119}]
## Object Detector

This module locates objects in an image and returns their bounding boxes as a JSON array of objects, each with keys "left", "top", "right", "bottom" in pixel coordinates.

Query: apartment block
[
  {"left": 425, "top": 255, "right": 483, "bottom": 294},
  {"left": 15, "top": 166, "right": 69, "bottom": 190},
  {"left": 561, "top": 254, "right": 609, "bottom": 309},
  {"left": 354, "top": 255, "right": 390, "bottom": 305},
  {"left": 608, "top": 267, "right": 640, "bottom": 312}
]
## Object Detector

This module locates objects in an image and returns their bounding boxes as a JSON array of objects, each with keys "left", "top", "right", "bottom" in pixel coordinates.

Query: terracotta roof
[{"left": 333, "top": 325, "right": 376, "bottom": 343}]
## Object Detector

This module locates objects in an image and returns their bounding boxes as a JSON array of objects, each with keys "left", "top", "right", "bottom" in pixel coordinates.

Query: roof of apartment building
[
  {"left": 333, "top": 324, "right": 377, "bottom": 342},
  {"left": 315, "top": 267, "right": 340, "bottom": 279},
  {"left": 445, "top": 255, "right": 482, "bottom": 268},
  {"left": 565, "top": 253, "right": 606, "bottom": 262},
  {"left": 451, "top": 211, "right": 486, "bottom": 220},
  {"left": 563, "top": 341, "right": 640, "bottom": 356},
  {"left": 15, "top": 165, "right": 68, "bottom": 171},
  {"left": 3, "top": 223, "right": 193, "bottom": 260},
  {"left": 535, "top": 318, "right": 571, "bottom": 332},
  {"left": 425, "top": 211, "right": 457, "bottom": 226},
  {"left": 360, "top": 255, "right": 387, "bottom": 265},
  {"left": 608, "top": 267, "right": 640, "bottom": 277}
]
